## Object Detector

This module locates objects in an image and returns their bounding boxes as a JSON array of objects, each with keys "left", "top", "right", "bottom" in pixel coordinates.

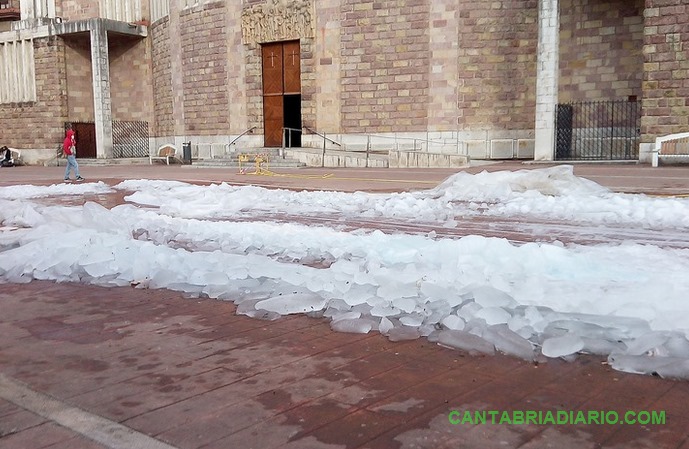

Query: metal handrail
[
  {"left": 282, "top": 127, "right": 303, "bottom": 152},
  {"left": 229, "top": 126, "right": 256, "bottom": 148},
  {"left": 304, "top": 126, "right": 343, "bottom": 147}
]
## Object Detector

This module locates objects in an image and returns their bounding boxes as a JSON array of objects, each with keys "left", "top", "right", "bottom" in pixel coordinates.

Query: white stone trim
[
  {"left": 150, "top": 0, "right": 169, "bottom": 23},
  {"left": 534, "top": 0, "right": 559, "bottom": 161}
]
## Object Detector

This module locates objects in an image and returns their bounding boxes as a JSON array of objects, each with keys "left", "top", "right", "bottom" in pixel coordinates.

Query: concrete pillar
[
  {"left": 314, "top": 0, "right": 342, "bottom": 133},
  {"left": 428, "top": 0, "right": 459, "bottom": 132},
  {"left": 19, "top": 0, "right": 34, "bottom": 20},
  {"left": 227, "top": 1, "right": 248, "bottom": 135},
  {"left": 534, "top": 0, "right": 559, "bottom": 161},
  {"left": 90, "top": 19, "right": 113, "bottom": 159},
  {"left": 169, "top": 0, "right": 185, "bottom": 146}
]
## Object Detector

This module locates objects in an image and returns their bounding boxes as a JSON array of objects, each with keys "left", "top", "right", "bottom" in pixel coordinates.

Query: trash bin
[{"left": 182, "top": 141, "right": 192, "bottom": 164}]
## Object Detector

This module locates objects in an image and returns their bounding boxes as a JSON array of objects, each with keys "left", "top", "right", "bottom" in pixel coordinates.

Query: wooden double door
[{"left": 262, "top": 40, "right": 301, "bottom": 147}]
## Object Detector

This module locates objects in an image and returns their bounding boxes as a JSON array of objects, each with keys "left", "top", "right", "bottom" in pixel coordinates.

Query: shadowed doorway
[{"left": 72, "top": 122, "right": 96, "bottom": 158}]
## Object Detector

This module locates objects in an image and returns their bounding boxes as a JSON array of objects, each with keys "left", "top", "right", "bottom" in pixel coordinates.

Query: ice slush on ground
[{"left": 1, "top": 166, "right": 689, "bottom": 379}]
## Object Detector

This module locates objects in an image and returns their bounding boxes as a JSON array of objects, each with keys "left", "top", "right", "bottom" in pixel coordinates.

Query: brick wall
[
  {"left": 58, "top": 0, "right": 100, "bottom": 21},
  {"left": 457, "top": 0, "right": 538, "bottom": 131},
  {"left": 243, "top": 42, "right": 263, "bottom": 135},
  {"left": 64, "top": 37, "right": 94, "bottom": 122},
  {"left": 559, "top": 0, "right": 644, "bottom": 103},
  {"left": 340, "top": 0, "right": 430, "bottom": 133},
  {"left": 300, "top": 38, "right": 317, "bottom": 132},
  {"left": 0, "top": 38, "right": 67, "bottom": 149},
  {"left": 225, "top": 1, "right": 248, "bottom": 134},
  {"left": 641, "top": 0, "right": 689, "bottom": 142},
  {"left": 151, "top": 17, "right": 173, "bottom": 137},
  {"left": 179, "top": 2, "right": 228, "bottom": 135},
  {"left": 109, "top": 36, "right": 153, "bottom": 123},
  {"left": 314, "top": 0, "right": 342, "bottom": 134}
]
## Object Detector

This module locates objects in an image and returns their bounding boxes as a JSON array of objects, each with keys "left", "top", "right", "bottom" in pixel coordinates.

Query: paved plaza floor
[{"left": 1, "top": 161, "right": 689, "bottom": 449}]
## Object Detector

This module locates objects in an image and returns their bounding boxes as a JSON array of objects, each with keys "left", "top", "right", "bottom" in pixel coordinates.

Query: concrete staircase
[{"left": 191, "top": 147, "right": 306, "bottom": 168}]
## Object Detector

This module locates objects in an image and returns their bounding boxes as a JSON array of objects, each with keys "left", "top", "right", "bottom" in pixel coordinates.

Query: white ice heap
[{"left": 1, "top": 166, "right": 689, "bottom": 379}]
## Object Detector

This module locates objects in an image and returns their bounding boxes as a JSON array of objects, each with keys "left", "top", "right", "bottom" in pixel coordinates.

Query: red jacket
[{"left": 63, "top": 129, "right": 75, "bottom": 155}]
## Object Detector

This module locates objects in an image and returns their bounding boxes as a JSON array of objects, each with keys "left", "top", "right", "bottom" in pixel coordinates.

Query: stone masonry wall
[
  {"left": 559, "top": 0, "right": 644, "bottom": 103},
  {"left": 58, "top": 0, "right": 100, "bottom": 21},
  {"left": 150, "top": 17, "right": 173, "bottom": 137},
  {"left": 243, "top": 42, "right": 263, "bottom": 136},
  {"left": 641, "top": 0, "right": 689, "bottom": 142},
  {"left": 109, "top": 36, "right": 154, "bottom": 123},
  {"left": 179, "top": 2, "right": 228, "bottom": 135},
  {"left": 314, "top": 0, "right": 342, "bottom": 134},
  {"left": 456, "top": 0, "right": 538, "bottom": 131},
  {"left": 0, "top": 38, "right": 67, "bottom": 149},
  {"left": 300, "top": 39, "right": 317, "bottom": 133},
  {"left": 225, "top": 1, "right": 248, "bottom": 135},
  {"left": 340, "top": 0, "right": 430, "bottom": 133},
  {"left": 64, "top": 37, "right": 94, "bottom": 122}
]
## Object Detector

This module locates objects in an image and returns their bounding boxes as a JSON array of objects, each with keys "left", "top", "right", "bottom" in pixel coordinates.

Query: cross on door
[
  {"left": 288, "top": 49, "right": 299, "bottom": 66},
  {"left": 267, "top": 51, "right": 277, "bottom": 67}
]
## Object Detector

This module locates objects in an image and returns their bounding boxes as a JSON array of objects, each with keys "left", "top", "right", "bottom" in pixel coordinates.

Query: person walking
[{"left": 63, "top": 123, "right": 84, "bottom": 182}]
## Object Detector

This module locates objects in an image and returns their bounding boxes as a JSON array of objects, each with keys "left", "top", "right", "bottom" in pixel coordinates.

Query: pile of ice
[
  {"left": 118, "top": 165, "right": 689, "bottom": 229},
  {"left": 0, "top": 182, "right": 113, "bottom": 200},
  {"left": 1, "top": 167, "right": 689, "bottom": 379}
]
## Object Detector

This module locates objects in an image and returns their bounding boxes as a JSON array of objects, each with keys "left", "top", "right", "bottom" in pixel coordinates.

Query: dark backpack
[{"left": 1, "top": 147, "right": 14, "bottom": 167}]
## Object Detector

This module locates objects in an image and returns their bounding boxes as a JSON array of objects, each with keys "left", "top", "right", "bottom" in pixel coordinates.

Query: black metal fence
[
  {"left": 555, "top": 100, "right": 640, "bottom": 160},
  {"left": 112, "top": 121, "right": 149, "bottom": 158}
]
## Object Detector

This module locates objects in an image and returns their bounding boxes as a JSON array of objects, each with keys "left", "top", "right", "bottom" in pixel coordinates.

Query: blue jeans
[{"left": 64, "top": 155, "right": 80, "bottom": 179}]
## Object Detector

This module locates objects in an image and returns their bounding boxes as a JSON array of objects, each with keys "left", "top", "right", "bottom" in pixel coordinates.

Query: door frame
[{"left": 261, "top": 40, "right": 301, "bottom": 147}]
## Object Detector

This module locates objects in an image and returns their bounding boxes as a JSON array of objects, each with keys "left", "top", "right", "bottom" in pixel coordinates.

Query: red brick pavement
[
  {"left": 1, "top": 282, "right": 688, "bottom": 449},
  {"left": 1, "top": 162, "right": 689, "bottom": 449},
  {"left": 1, "top": 161, "right": 689, "bottom": 195}
]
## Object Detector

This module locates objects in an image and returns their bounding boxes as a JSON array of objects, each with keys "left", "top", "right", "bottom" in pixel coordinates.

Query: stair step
[{"left": 190, "top": 157, "right": 305, "bottom": 168}]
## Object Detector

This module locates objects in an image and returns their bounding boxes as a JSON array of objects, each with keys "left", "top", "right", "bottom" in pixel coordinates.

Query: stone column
[
  {"left": 534, "top": 0, "right": 559, "bottom": 161},
  {"left": 314, "top": 0, "right": 341, "bottom": 134},
  {"left": 227, "top": 1, "right": 247, "bottom": 135},
  {"left": 169, "top": 0, "right": 185, "bottom": 145},
  {"left": 19, "top": 0, "right": 34, "bottom": 20},
  {"left": 428, "top": 0, "right": 459, "bottom": 133},
  {"left": 90, "top": 19, "right": 113, "bottom": 159}
]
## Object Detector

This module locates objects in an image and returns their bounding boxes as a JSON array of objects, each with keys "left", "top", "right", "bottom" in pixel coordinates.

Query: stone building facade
[{"left": 0, "top": 0, "right": 686, "bottom": 164}]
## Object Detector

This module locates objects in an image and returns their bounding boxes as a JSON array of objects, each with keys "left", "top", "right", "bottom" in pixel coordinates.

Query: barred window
[{"left": 0, "top": 39, "right": 36, "bottom": 104}]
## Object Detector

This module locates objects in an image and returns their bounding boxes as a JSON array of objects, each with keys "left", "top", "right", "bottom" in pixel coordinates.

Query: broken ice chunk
[
  {"left": 441, "top": 315, "right": 465, "bottom": 331},
  {"left": 255, "top": 293, "right": 327, "bottom": 315},
  {"left": 474, "top": 307, "right": 511, "bottom": 326},
  {"left": 471, "top": 285, "right": 518, "bottom": 308},
  {"left": 482, "top": 324, "right": 535, "bottom": 361},
  {"left": 387, "top": 326, "right": 421, "bottom": 342},
  {"left": 378, "top": 316, "right": 394, "bottom": 334},
  {"left": 608, "top": 354, "right": 689, "bottom": 379},
  {"left": 436, "top": 330, "right": 495, "bottom": 355},
  {"left": 331, "top": 318, "right": 374, "bottom": 334},
  {"left": 541, "top": 334, "right": 585, "bottom": 358}
]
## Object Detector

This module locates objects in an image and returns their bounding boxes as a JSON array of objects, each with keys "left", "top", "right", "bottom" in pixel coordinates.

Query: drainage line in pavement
[{"left": 0, "top": 373, "right": 180, "bottom": 449}]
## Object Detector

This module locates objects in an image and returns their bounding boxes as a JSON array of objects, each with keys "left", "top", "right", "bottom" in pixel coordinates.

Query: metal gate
[
  {"left": 112, "top": 121, "right": 149, "bottom": 158},
  {"left": 555, "top": 100, "right": 640, "bottom": 160}
]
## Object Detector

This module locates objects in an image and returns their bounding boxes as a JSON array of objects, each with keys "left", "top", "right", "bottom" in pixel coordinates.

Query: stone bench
[{"left": 652, "top": 132, "right": 689, "bottom": 167}]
